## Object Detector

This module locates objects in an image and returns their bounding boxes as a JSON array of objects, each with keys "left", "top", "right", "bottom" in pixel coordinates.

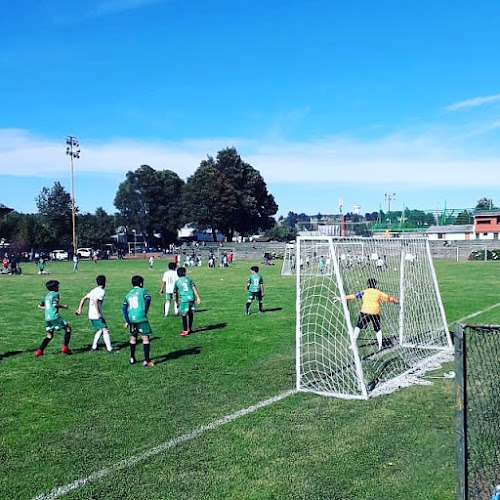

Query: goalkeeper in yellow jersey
[{"left": 345, "top": 278, "right": 399, "bottom": 351}]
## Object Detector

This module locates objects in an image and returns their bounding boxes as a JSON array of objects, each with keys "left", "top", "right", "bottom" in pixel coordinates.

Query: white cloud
[
  {"left": 445, "top": 93, "right": 500, "bottom": 111},
  {"left": 1, "top": 128, "right": 499, "bottom": 190}
]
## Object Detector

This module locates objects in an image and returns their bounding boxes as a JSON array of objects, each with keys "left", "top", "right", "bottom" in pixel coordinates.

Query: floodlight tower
[
  {"left": 66, "top": 136, "right": 81, "bottom": 256},
  {"left": 385, "top": 193, "right": 396, "bottom": 213}
]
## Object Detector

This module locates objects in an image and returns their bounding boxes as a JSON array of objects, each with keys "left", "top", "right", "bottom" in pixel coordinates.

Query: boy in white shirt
[
  {"left": 160, "top": 262, "right": 179, "bottom": 317},
  {"left": 75, "top": 275, "right": 113, "bottom": 352}
]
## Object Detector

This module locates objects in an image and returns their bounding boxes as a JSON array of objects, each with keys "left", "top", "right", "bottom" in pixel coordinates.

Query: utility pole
[{"left": 66, "top": 136, "right": 80, "bottom": 256}]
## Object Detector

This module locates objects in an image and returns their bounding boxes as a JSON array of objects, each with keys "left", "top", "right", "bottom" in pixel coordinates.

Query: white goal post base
[{"left": 295, "top": 236, "right": 452, "bottom": 399}]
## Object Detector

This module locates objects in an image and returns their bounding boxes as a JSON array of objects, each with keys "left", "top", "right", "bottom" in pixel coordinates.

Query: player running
[{"left": 35, "top": 280, "right": 72, "bottom": 356}]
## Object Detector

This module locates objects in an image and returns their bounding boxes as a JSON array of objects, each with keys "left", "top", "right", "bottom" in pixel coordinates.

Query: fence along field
[{"left": 1, "top": 256, "right": 500, "bottom": 499}]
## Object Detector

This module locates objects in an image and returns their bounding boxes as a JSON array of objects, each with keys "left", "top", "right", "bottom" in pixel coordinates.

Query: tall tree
[
  {"left": 114, "top": 165, "right": 184, "bottom": 246},
  {"left": 77, "top": 208, "right": 116, "bottom": 248},
  {"left": 184, "top": 147, "right": 278, "bottom": 241},
  {"left": 35, "top": 182, "right": 73, "bottom": 247}
]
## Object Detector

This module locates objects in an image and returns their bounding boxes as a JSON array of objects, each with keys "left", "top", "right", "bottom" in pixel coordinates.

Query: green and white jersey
[
  {"left": 123, "top": 287, "right": 150, "bottom": 323},
  {"left": 174, "top": 276, "right": 195, "bottom": 303},
  {"left": 247, "top": 273, "right": 263, "bottom": 292},
  {"left": 39, "top": 291, "right": 60, "bottom": 321}
]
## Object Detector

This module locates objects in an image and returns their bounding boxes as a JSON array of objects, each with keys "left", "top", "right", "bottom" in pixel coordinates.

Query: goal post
[
  {"left": 296, "top": 236, "right": 452, "bottom": 399},
  {"left": 281, "top": 243, "right": 296, "bottom": 276}
]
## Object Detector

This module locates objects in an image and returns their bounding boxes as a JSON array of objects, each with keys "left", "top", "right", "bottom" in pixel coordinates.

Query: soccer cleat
[
  {"left": 129, "top": 357, "right": 136, "bottom": 365},
  {"left": 35, "top": 349, "right": 43, "bottom": 357},
  {"left": 180, "top": 330, "right": 190, "bottom": 336},
  {"left": 143, "top": 361, "right": 155, "bottom": 368},
  {"left": 61, "top": 345, "right": 72, "bottom": 355}
]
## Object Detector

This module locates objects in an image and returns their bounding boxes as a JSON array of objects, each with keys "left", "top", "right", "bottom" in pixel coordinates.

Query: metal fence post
[{"left": 455, "top": 323, "right": 467, "bottom": 500}]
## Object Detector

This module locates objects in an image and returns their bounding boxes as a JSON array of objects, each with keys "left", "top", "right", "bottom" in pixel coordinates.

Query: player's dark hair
[
  {"left": 168, "top": 262, "right": 176, "bottom": 270},
  {"left": 96, "top": 275, "right": 106, "bottom": 287},
  {"left": 367, "top": 278, "right": 377, "bottom": 288},
  {"left": 177, "top": 267, "right": 186, "bottom": 277},
  {"left": 132, "top": 275, "right": 144, "bottom": 287},
  {"left": 46, "top": 280, "right": 59, "bottom": 291},
  {"left": 251, "top": 266, "right": 259, "bottom": 273}
]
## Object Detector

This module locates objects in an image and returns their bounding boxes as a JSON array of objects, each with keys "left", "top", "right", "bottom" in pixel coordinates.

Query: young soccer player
[
  {"left": 75, "top": 275, "right": 113, "bottom": 352},
  {"left": 160, "top": 261, "right": 178, "bottom": 317},
  {"left": 245, "top": 266, "right": 264, "bottom": 315},
  {"left": 345, "top": 277, "right": 399, "bottom": 351},
  {"left": 35, "top": 280, "right": 72, "bottom": 356},
  {"left": 173, "top": 267, "right": 201, "bottom": 336},
  {"left": 122, "top": 275, "right": 154, "bottom": 367}
]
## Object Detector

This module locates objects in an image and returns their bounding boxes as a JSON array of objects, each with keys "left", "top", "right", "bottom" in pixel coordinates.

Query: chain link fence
[{"left": 455, "top": 323, "right": 500, "bottom": 499}]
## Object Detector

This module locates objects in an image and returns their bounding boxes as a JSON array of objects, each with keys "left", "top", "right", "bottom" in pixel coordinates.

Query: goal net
[
  {"left": 296, "top": 236, "right": 453, "bottom": 399},
  {"left": 281, "top": 243, "right": 297, "bottom": 276}
]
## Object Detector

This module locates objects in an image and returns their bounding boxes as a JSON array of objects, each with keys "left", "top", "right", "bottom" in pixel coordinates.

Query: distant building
[
  {"left": 473, "top": 210, "right": 500, "bottom": 240},
  {"left": 177, "top": 224, "right": 224, "bottom": 242},
  {"left": 426, "top": 224, "right": 474, "bottom": 242}
]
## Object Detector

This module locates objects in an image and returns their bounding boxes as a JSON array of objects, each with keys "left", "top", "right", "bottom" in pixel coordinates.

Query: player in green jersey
[
  {"left": 35, "top": 280, "right": 72, "bottom": 356},
  {"left": 122, "top": 275, "right": 154, "bottom": 367},
  {"left": 173, "top": 267, "right": 201, "bottom": 336},
  {"left": 245, "top": 266, "right": 264, "bottom": 315}
]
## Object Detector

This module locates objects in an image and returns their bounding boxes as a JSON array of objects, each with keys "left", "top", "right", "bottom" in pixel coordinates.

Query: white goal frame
[{"left": 295, "top": 236, "right": 452, "bottom": 400}]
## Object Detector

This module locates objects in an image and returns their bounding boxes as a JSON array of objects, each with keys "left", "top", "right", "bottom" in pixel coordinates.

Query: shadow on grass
[
  {"left": 190, "top": 322, "right": 227, "bottom": 335},
  {"left": 70, "top": 336, "right": 163, "bottom": 354},
  {"left": 152, "top": 346, "right": 202, "bottom": 365},
  {"left": 262, "top": 307, "right": 283, "bottom": 313},
  {"left": 0, "top": 349, "right": 28, "bottom": 362}
]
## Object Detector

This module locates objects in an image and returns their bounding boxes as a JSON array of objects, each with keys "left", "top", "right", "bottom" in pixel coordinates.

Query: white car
[
  {"left": 77, "top": 248, "right": 93, "bottom": 258},
  {"left": 51, "top": 250, "right": 69, "bottom": 261}
]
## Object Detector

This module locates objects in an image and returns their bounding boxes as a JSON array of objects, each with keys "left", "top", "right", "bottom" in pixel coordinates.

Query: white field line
[
  {"left": 32, "top": 389, "right": 297, "bottom": 500},
  {"left": 453, "top": 301, "right": 500, "bottom": 324}
]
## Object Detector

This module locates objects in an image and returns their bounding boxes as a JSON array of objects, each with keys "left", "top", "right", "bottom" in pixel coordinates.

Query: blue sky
[{"left": 2, "top": 0, "right": 500, "bottom": 218}]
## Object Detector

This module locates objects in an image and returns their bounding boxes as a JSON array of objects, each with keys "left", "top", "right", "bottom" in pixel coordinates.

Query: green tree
[
  {"left": 184, "top": 148, "right": 278, "bottom": 241},
  {"left": 455, "top": 210, "right": 473, "bottom": 225},
  {"left": 77, "top": 208, "right": 116, "bottom": 249},
  {"left": 475, "top": 197, "right": 494, "bottom": 211},
  {"left": 114, "top": 165, "right": 184, "bottom": 246},
  {"left": 182, "top": 159, "right": 236, "bottom": 242},
  {"left": 35, "top": 182, "right": 73, "bottom": 247}
]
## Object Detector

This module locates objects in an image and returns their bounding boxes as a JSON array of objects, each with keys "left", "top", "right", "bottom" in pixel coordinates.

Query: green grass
[{"left": 1, "top": 257, "right": 499, "bottom": 499}]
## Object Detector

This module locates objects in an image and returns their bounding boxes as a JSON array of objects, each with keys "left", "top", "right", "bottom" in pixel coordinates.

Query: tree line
[{"left": 0, "top": 147, "right": 278, "bottom": 252}]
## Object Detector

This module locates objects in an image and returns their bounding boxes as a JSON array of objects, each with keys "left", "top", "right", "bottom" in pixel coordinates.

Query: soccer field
[{"left": 2, "top": 257, "right": 500, "bottom": 499}]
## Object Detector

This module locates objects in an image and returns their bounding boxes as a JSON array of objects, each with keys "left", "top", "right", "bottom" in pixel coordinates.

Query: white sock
[
  {"left": 376, "top": 330, "right": 383, "bottom": 350},
  {"left": 174, "top": 302, "right": 179, "bottom": 315},
  {"left": 103, "top": 331, "right": 112, "bottom": 352},
  {"left": 165, "top": 301, "right": 170, "bottom": 316},
  {"left": 92, "top": 330, "right": 102, "bottom": 349}
]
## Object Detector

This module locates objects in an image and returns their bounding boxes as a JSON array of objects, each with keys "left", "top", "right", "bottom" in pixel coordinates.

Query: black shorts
[{"left": 356, "top": 312, "right": 381, "bottom": 332}]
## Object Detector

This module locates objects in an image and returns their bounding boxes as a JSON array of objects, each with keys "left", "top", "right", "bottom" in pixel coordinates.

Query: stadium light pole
[
  {"left": 66, "top": 136, "right": 81, "bottom": 256},
  {"left": 385, "top": 193, "right": 396, "bottom": 213}
]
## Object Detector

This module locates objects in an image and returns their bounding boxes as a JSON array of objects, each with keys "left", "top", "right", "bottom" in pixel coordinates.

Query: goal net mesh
[{"left": 296, "top": 236, "right": 452, "bottom": 399}]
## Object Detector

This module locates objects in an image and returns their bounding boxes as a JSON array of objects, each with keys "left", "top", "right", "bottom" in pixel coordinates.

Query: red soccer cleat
[
  {"left": 180, "top": 330, "right": 190, "bottom": 336},
  {"left": 61, "top": 345, "right": 72, "bottom": 355},
  {"left": 35, "top": 349, "right": 43, "bottom": 357},
  {"left": 143, "top": 361, "right": 155, "bottom": 368}
]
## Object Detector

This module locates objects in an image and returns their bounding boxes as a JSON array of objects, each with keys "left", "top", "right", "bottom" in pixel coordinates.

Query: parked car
[
  {"left": 77, "top": 248, "right": 93, "bottom": 258},
  {"left": 51, "top": 250, "right": 69, "bottom": 261}
]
